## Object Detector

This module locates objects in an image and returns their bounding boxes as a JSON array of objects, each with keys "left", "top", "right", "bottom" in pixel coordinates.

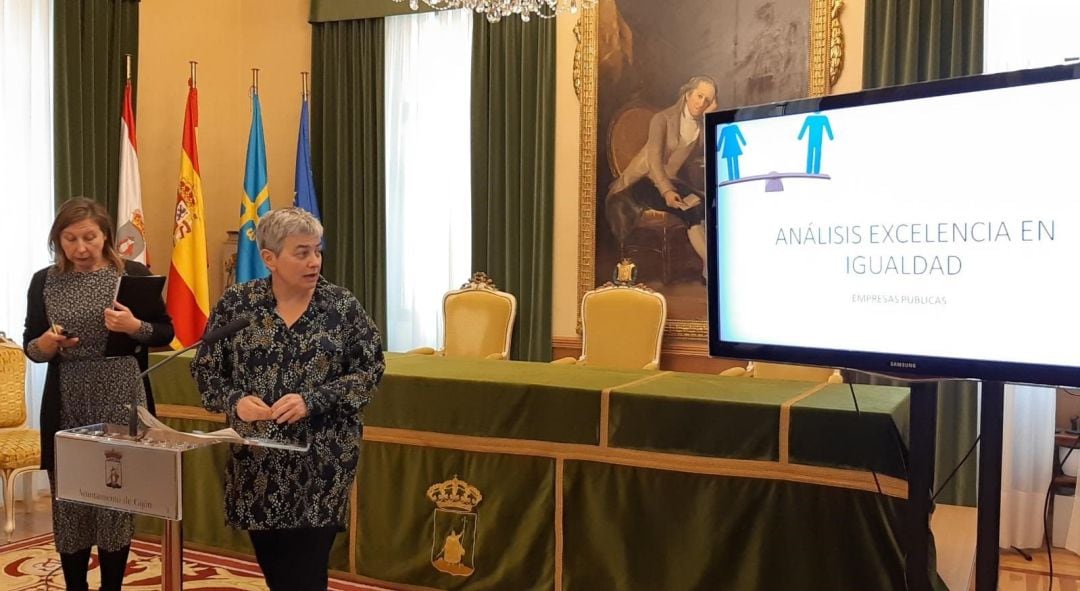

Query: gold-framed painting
[{"left": 575, "top": 0, "right": 845, "bottom": 339}]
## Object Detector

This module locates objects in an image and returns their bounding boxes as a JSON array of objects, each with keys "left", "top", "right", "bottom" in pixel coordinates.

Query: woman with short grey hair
[
  {"left": 255, "top": 206, "right": 324, "bottom": 254},
  {"left": 193, "top": 206, "right": 384, "bottom": 590}
]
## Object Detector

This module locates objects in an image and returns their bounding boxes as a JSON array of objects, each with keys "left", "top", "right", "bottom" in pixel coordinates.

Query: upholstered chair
[
  {"left": 553, "top": 283, "right": 667, "bottom": 370},
  {"left": 720, "top": 360, "right": 844, "bottom": 384},
  {"left": 408, "top": 272, "right": 517, "bottom": 360},
  {"left": 0, "top": 335, "right": 42, "bottom": 538}
]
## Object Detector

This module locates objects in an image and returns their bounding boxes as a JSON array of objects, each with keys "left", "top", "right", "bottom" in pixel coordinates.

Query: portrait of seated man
[{"left": 604, "top": 75, "right": 717, "bottom": 285}]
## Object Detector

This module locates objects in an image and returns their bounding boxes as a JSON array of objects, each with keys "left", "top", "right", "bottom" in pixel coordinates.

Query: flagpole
[
  {"left": 239, "top": 67, "right": 270, "bottom": 282},
  {"left": 163, "top": 60, "right": 203, "bottom": 590},
  {"left": 125, "top": 54, "right": 132, "bottom": 82},
  {"left": 294, "top": 72, "right": 321, "bottom": 221}
]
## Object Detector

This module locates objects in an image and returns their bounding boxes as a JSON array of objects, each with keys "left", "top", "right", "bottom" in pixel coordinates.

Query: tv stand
[
  {"left": 906, "top": 381, "right": 936, "bottom": 591},
  {"left": 906, "top": 381, "right": 1003, "bottom": 591},
  {"left": 976, "top": 382, "right": 1004, "bottom": 591}
]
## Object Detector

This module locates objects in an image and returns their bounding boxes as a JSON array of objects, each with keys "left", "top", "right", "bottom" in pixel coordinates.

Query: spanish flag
[{"left": 165, "top": 78, "right": 210, "bottom": 347}]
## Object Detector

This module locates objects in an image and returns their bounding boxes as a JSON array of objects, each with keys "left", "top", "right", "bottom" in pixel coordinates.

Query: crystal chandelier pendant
[{"left": 392, "top": 0, "right": 596, "bottom": 23}]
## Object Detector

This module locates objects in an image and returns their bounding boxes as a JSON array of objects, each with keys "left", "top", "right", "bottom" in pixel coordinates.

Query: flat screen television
[{"left": 704, "top": 63, "right": 1080, "bottom": 387}]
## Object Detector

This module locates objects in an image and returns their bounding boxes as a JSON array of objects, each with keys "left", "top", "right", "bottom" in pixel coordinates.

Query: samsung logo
[{"left": 890, "top": 361, "right": 917, "bottom": 369}]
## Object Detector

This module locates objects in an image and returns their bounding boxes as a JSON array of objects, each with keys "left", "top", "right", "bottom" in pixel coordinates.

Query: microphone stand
[
  {"left": 129, "top": 317, "right": 250, "bottom": 438},
  {"left": 130, "top": 340, "right": 203, "bottom": 438}
]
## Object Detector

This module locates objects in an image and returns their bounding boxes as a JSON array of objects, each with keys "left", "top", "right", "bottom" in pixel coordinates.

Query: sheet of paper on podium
[{"left": 138, "top": 407, "right": 310, "bottom": 452}]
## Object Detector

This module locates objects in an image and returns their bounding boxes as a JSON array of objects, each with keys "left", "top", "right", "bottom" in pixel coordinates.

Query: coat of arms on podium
[
  {"left": 104, "top": 449, "right": 123, "bottom": 489},
  {"left": 426, "top": 475, "right": 483, "bottom": 577}
]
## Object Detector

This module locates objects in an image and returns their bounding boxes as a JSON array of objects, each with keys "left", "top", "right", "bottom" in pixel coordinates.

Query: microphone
[
  {"left": 128, "top": 317, "right": 251, "bottom": 437},
  {"left": 201, "top": 318, "right": 252, "bottom": 345}
]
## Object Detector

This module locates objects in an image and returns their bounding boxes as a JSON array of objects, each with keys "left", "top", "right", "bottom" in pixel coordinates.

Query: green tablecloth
[
  {"left": 366, "top": 355, "right": 654, "bottom": 444},
  {"left": 139, "top": 351, "right": 940, "bottom": 590}
]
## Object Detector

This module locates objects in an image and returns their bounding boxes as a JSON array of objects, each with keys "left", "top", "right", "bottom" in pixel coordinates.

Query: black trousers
[{"left": 248, "top": 526, "right": 338, "bottom": 591}]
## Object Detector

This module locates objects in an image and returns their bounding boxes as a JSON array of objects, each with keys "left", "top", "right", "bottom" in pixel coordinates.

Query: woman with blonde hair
[{"left": 23, "top": 197, "right": 174, "bottom": 591}]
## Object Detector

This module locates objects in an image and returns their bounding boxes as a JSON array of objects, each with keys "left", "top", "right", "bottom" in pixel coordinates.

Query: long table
[{"left": 139, "top": 351, "right": 943, "bottom": 590}]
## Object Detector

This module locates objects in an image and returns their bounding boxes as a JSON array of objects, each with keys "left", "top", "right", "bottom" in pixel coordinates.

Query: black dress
[
  {"left": 192, "top": 277, "right": 384, "bottom": 531},
  {"left": 22, "top": 261, "right": 173, "bottom": 553}
]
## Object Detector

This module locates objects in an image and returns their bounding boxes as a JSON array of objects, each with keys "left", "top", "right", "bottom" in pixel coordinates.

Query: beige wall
[
  {"left": 139, "top": 0, "right": 312, "bottom": 301},
  {"left": 552, "top": 15, "right": 582, "bottom": 338}
]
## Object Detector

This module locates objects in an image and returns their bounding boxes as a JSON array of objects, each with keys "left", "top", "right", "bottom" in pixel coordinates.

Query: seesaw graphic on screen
[{"left": 716, "top": 112, "right": 833, "bottom": 192}]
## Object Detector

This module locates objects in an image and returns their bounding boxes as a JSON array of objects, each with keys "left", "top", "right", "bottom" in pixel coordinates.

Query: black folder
[{"left": 105, "top": 274, "right": 167, "bottom": 356}]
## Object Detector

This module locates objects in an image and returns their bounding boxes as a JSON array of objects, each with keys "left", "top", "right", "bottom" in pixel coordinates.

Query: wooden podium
[{"left": 54, "top": 423, "right": 224, "bottom": 591}]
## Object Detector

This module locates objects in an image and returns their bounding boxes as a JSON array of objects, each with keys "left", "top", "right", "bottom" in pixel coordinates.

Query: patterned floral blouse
[{"left": 191, "top": 277, "right": 384, "bottom": 530}]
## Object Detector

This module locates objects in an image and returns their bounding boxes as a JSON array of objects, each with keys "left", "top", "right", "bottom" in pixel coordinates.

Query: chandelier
[{"left": 393, "top": 0, "right": 596, "bottom": 22}]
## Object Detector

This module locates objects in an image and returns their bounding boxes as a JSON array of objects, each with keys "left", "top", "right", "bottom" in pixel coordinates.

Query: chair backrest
[
  {"left": 607, "top": 103, "right": 657, "bottom": 177},
  {"left": 580, "top": 283, "right": 666, "bottom": 370},
  {"left": 442, "top": 272, "right": 517, "bottom": 360},
  {"left": 750, "top": 361, "right": 843, "bottom": 384},
  {"left": 0, "top": 335, "right": 27, "bottom": 428}
]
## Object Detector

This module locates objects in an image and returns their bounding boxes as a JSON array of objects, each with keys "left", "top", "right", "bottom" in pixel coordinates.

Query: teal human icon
[
  {"left": 716, "top": 124, "right": 747, "bottom": 180},
  {"left": 797, "top": 112, "right": 833, "bottom": 174}
]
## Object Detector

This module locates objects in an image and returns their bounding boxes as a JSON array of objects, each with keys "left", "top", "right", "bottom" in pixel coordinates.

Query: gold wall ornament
[
  {"left": 427, "top": 476, "right": 484, "bottom": 577},
  {"left": 828, "top": 0, "right": 845, "bottom": 88},
  {"left": 573, "top": 19, "right": 585, "bottom": 100},
  {"left": 574, "top": 0, "right": 842, "bottom": 340}
]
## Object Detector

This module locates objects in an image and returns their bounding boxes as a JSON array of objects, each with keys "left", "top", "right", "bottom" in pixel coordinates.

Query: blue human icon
[
  {"left": 716, "top": 124, "right": 747, "bottom": 181},
  {"left": 798, "top": 112, "right": 833, "bottom": 174}
]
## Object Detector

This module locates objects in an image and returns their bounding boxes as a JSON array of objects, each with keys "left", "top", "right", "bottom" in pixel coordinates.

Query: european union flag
[
  {"left": 294, "top": 96, "right": 321, "bottom": 220},
  {"left": 237, "top": 92, "right": 271, "bottom": 283}
]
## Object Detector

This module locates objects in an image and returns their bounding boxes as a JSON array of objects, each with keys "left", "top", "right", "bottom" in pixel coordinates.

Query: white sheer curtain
[
  {"left": 384, "top": 10, "right": 473, "bottom": 353},
  {"left": 999, "top": 385, "right": 1054, "bottom": 548},
  {"left": 985, "top": 0, "right": 1080, "bottom": 72},
  {"left": 0, "top": 0, "right": 55, "bottom": 499},
  {"left": 983, "top": 0, "right": 1077, "bottom": 548}
]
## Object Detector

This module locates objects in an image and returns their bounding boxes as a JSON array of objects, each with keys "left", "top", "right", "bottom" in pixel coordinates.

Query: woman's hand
[
  {"left": 37, "top": 327, "right": 79, "bottom": 357},
  {"left": 236, "top": 395, "right": 272, "bottom": 422},
  {"left": 270, "top": 394, "right": 309, "bottom": 425},
  {"left": 104, "top": 301, "right": 142, "bottom": 335}
]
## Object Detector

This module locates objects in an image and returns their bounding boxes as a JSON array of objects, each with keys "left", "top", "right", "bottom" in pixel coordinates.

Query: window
[
  {"left": 384, "top": 10, "right": 473, "bottom": 352},
  {"left": 984, "top": 0, "right": 1080, "bottom": 72},
  {"left": 0, "top": 0, "right": 55, "bottom": 499}
]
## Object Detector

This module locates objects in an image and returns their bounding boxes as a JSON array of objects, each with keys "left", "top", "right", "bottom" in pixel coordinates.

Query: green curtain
[
  {"left": 54, "top": 0, "right": 140, "bottom": 214},
  {"left": 471, "top": 16, "right": 555, "bottom": 362},
  {"left": 311, "top": 19, "right": 388, "bottom": 335},
  {"left": 933, "top": 381, "right": 979, "bottom": 505},
  {"left": 861, "top": 0, "right": 983, "bottom": 507},
  {"left": 863, "top": 0, "right": 983, "bottom": 88}
]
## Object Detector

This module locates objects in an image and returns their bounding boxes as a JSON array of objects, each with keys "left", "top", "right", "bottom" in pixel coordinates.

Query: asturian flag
[
  {"left": 293, "top": 94, "right": 321, "bottom": 221},
  {"left": 165, "top": 78, "right": 210, "bottom": 347},
  {"left": 236, "top": 91, "right": 271, "bottom": 283},
  {"left": 117, "top": 79, "right": 148, "bottom": 264}
]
